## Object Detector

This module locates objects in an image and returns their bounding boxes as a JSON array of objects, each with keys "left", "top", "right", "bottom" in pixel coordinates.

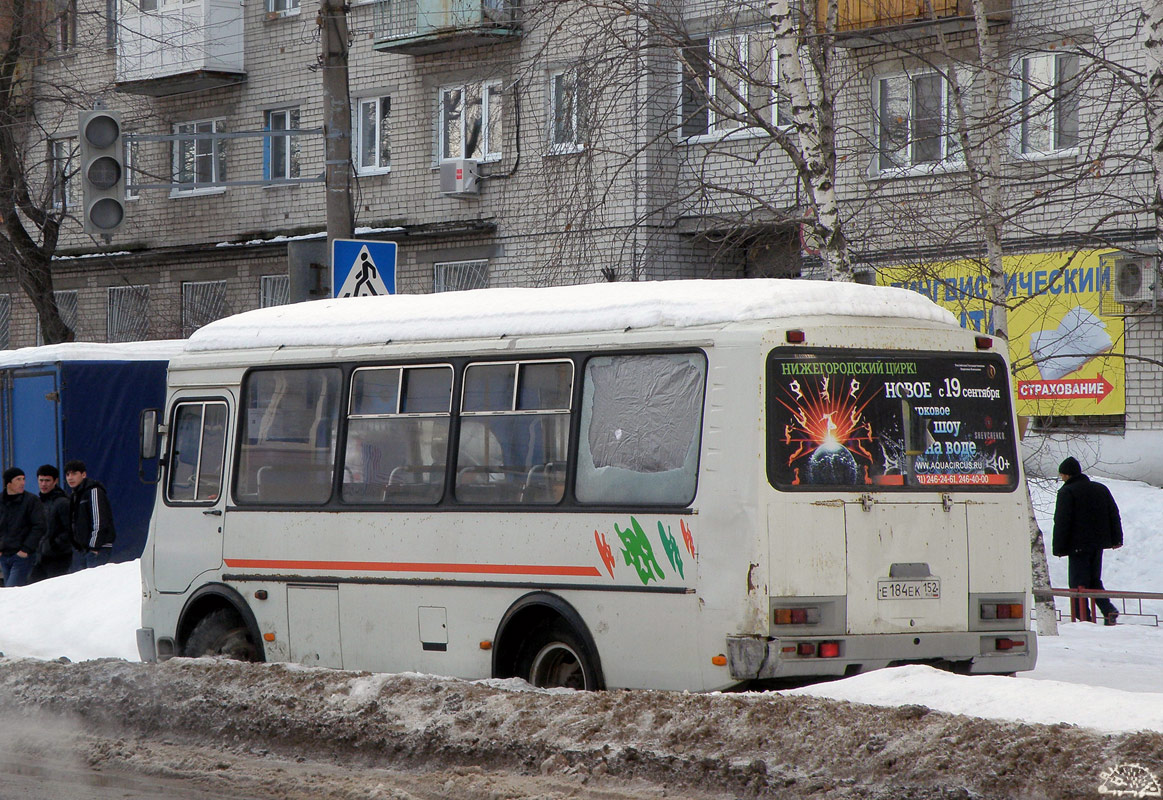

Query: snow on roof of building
[
  {"left": 186, "top": 279, "right": 956, "bottom": 353},
  {"left": 0, "top": 340, "right": 186, "bottom": 368}
]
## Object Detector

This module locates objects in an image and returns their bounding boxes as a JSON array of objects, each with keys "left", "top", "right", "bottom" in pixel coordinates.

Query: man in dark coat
[
  {"left": 1052, "top": 456, "right": 1123, "bottom": 625},
  {"left": 64, "top": 460, "right": 116, "bottom": 569},
  {"left": 0, "top": 467, "right": 46, "bottom": 587},
  {"left": 32, "top": 464, "right": 73, "bottom": 581}
]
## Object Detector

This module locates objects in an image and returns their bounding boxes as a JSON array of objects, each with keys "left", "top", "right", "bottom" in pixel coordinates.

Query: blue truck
[{"left": 0, "top": 341, "right": 183, "bottom": 563}]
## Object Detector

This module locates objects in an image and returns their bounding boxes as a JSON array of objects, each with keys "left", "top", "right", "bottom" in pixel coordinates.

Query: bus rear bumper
[{"left": 726, "top": 630, "right": 1037, "bottom": 680}]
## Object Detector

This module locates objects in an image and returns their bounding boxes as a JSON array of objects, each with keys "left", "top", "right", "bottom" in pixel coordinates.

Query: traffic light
[{"left": 78, "top": 109, "right": 126, "bottom": 235}]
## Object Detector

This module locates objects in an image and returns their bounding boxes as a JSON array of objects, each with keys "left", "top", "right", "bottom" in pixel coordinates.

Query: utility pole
[{"left": 320, "top": 0, "right": 354, "bottom": 248}]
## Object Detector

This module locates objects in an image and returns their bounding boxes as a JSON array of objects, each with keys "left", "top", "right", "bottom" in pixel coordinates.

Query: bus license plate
[{"left": 877, "top": 579, "right": 940, "bottom": 600}]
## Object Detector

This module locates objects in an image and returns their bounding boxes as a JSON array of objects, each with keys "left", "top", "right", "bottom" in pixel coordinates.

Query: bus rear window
[{"left": 766, "top": 349, "right": 1018, "bottom": 491}]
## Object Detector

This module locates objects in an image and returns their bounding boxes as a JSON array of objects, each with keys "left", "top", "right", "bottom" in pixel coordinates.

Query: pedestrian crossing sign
[{"left": 331, "top": 239, "right": 397, "bottom": 298}]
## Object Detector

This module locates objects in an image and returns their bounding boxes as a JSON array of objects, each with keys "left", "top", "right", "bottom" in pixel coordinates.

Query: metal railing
[{"left": 1038, "top": 588, "right": 1163, "bottom": 626}]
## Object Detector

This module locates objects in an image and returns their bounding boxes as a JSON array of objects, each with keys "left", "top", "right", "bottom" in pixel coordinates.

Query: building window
[
  {"left": 873, "top": 71, "right": 964, "bottom": 172},
  {"left": 53, "top": 0, "right": 77, "bottom": 52},
  {"left": 264, "top": 108, "right": 300, "bottom": 181},
  {"left": 355, "top": 95, "right": 391, "bottom": 174},
  {"left": 0, "top": 295, "right": 10, "bottom": 350},
  {"left": 50, "top": 137, "right": 78, "bottom": 211},
  {"left": 260, "top": 274, "right": 290, "bottom": 307},
  {"left": 36, "top": 290, "right": 77, "bottom": 345},
  {"left": 173, "top": 119, "right": 227, "bottom": 192},
  {"left": 107, "top": 285, "right": 150, "bottom": 342},
  {"left": 267, "top": 0, "right": 299, "bottom": 14},
  {"left": 549, "top": 68, "right": 584, "bottom": 153},
  {"left": 1018, "top": 53, "right": 1080, "bottom": 156},
  {"left": 680, "top": 31, "right": 782, "bottom": 139},
  {"left": 182, "top": 280, "right": 230, "bottom": 337},
  {"left": 434, "top": 260, "right": 489, "bottom": 292},
  {"left": 439, "top": 81, "right": 502, "bottom": 162}
]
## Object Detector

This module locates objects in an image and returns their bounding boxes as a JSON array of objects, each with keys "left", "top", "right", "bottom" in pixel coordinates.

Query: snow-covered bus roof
[
  {"left": 0, "top": 340, "right": 185, "bottom": 369},
  {"left": 186, "top": 279, "right": 956, "bottom": 353}
]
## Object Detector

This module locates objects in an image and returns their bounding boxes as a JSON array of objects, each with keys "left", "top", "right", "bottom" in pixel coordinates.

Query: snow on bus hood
[{"left": 185, "top": 279, "right": 956, "bottom": 352}]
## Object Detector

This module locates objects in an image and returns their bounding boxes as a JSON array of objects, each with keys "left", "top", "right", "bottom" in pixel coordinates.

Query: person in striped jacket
[{"left": 64, "top": 460, "right": 116, "bottom": 569}]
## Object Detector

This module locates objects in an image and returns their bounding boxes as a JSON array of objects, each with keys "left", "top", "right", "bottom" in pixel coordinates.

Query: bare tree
[{"left": 0, "top": 0, "right": 75, "bottom": 342}]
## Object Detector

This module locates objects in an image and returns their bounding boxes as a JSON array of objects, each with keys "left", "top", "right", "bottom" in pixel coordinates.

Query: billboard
[{"left": 880, "top": 249, "right": 1124, "bottom": 417}]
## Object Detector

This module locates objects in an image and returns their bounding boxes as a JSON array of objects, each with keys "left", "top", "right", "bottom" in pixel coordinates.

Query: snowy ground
[{"left": 0, "top": 476, "right": 1160, "bottom": 741}]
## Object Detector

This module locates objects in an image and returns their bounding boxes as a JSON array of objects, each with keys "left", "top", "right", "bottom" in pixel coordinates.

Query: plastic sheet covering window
[{"left": 576, "top": 353, "right": 705, "bottom": 505}]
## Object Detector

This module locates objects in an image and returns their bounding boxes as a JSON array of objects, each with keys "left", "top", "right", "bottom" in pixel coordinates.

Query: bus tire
[
  {"left": 516, "top": 623, "right": 599, "bottom": 690},
  {"left": 183, "top": 608, "right": 261, "bottom": 661}
]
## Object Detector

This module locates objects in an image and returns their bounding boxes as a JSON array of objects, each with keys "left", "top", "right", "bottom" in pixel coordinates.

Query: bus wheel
[
  {"left": 518, "top": 624, "right": 599, "bottom": 690},
  {"left": 183, "top": 608, "right": 261, "bottom": 661}
]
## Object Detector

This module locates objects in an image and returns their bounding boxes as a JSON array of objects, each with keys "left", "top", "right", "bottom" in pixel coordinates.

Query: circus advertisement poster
[
  {"left": 766, "top": 350, "right": 1020, "bottom": 491},
  {"left": 879, "top": 250, "right": 1125, "bottom": 417}
]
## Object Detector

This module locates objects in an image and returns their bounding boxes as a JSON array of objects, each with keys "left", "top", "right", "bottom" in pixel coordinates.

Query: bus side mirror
[{"left": 140, "top": 408, "right": 160, "bottom": 460}]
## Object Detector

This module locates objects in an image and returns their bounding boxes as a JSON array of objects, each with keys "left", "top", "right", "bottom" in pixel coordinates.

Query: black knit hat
[
  {"left": 1058, "top": 457, "right": 1081, "bottom": 477},
  {"left": 2, "top": 467, "right": 24, "bottom": 487}
]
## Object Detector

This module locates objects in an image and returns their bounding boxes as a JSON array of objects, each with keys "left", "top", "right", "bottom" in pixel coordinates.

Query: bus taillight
[
  {"left": 773, "top": 607, "right": 821, "bottom": 625},
  {"left": 994, "top": 637, "right": 1025, "bottom": 651},
  {"left": 817, "top": 642, "right": 841, "bottom": 658},
  {"left": 981, "top": 602, "right": 1024, "bottom": 620}
]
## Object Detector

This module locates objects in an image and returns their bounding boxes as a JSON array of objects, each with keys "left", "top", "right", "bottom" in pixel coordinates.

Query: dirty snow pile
[{"left": 0, "top": 478, "right": 1161, "bottom": 735}]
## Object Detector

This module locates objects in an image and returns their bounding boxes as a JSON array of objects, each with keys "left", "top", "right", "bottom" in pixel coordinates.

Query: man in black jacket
[
  {"left": 32, "top": 465, "right": 73, "bottom": 581},
  {"left": 64, "top": 460, "right": 116, "bottom": 569},
  {"left": 0, "top": 467, "right": 46, "bottom": 587},
  {"left": 1052, "top": 456, "right": 1123, "bottom": 625}
]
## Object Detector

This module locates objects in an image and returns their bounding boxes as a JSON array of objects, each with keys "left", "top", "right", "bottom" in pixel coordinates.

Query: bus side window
[
  {"left": 343, "top": 365, "right": 453, "bottom": 505},
  {"left": 236, "top": 368, "right": 341, "bottom": 505},
  {"left": 575, "top": 353, "right": 706, "bottom": 506},
  {"left": 455, "top": 360, "right": 573, "bottom": 505},
  {"left": 167, "top": 401, "right": 228, "bottom": 504}
]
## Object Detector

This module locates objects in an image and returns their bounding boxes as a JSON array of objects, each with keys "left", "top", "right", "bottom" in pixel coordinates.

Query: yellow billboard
[{"left": 880, "top": 250, "right": 1124, "bottom": 417}]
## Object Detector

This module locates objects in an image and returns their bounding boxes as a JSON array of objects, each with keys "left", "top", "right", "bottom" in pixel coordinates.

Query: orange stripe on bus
[{"left": 223, "top": 559, "right": 602, "bottom": 577}]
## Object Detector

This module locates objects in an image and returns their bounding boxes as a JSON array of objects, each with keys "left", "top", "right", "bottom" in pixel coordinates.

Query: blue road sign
[{"left": 331, "top": 239, "right": 397, "bottom": 298}]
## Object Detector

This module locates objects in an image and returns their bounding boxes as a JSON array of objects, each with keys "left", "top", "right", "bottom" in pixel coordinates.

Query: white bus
[{"left": 136, "top": 279, "right": 1036, "bottom": 690}]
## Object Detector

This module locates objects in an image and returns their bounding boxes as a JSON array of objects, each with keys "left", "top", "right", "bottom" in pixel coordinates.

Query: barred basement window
[
  {"left": 107, "top": 285, "right": 150, "bottom": 342},
  {"left": 182, "top": 280, "right": 230, "bottom": 337},
  {"left": 434, "top": 260, "right": 488, "bottom": 293},
  {"left": 37, "top": 290, "right": 79, "bottom": 345},
  {"left": 0, "top": 294, "right": 10, "bottom": 349},
  {"left": 260, "top": 274, "right": 290, "bottom": 307}
]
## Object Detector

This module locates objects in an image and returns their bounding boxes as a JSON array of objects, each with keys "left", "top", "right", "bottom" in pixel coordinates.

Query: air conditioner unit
[
  {"left": 440, "top": 159, "right": 479, "bottom": 197},
  {"left": 1112, "top": 256, "right": 1158, "bottom": 304}
]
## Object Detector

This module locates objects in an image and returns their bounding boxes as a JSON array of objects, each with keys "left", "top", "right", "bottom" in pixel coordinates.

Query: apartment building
[{"left": 7, "top": 0, "right": 1163, "bottom": 476}]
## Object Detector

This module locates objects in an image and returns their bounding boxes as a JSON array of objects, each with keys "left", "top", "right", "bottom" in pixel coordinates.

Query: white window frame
[
  {"left": 172, "top": 119, "right": 227, "bottom": 196},
  {"left": 1015, "top": 51, "right": 1081, "bottom": 159},
  {"left": 438, "top": 81, "right": 503, "bottom": 163},
  {"left": 54, "top": 0, "right": 77, "bottom": 52},
  {"left": 139, "top": 0, "right": 197, "bottom": 12},
  {"left": 679, "top": 30, "right": 781, "bottom": 142},
  {"left": 355, "top": 95, "right": 391, "bottom": 175},
  {"left": 266, "top": 0, "right": 300, "bottom": 15},
  {"left": 549, "top": 68, "right": 584, "bottom": 155},
  {"left": 265, "top": 107, "right": 301, "bottom": 182},
  {"left": 871, "top": 70, "right": 965, "bottom": 176},
  {"left": 51, "top": 137, "right": 78, "bottom": 211}
]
